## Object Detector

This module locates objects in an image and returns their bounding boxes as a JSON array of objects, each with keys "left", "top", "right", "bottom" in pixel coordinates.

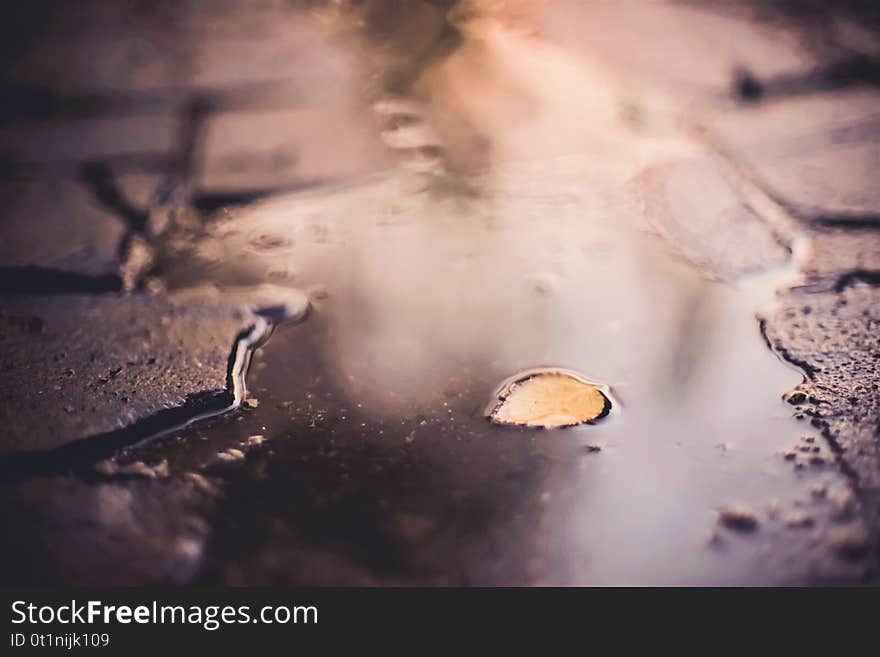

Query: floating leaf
[{"left": 488, "top": 370, "right": 611, "bottom": 428}]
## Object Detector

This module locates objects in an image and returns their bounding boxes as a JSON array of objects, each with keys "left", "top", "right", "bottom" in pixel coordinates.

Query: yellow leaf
[{"left": 488, "top": 370, "right": 610, "bottom": 428}]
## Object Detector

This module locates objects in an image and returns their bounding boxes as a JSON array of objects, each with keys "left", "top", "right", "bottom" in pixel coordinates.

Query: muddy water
[
  {"left": 124, "top": 6, "right": 851, "bottom": 584},
  {"left": 126, "top": 151, "right": 847, "bottom": 585}
]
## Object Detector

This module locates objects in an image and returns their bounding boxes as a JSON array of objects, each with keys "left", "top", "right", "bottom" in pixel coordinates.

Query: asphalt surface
[{"left": 1, "top": 0, "right": 878, "bottom": 585}]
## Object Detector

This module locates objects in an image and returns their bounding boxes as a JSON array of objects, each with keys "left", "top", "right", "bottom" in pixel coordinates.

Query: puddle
[
  {"left": 125, "top": 284, "right": 312, "bottom": 448},
  {"left": 124, "top": 150, "right": 849, "bottom": 585},
  {"left": 0, "top": 286, "right": 310, "bottom": 477},
  {"left": 115, "top": 9, "right": 855, "bottom": 584},
  {"left": 2, "top": 0, "right": 870, "bottom": 587}
]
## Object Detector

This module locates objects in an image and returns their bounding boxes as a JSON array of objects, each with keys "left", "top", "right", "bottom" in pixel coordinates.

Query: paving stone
[
  {"left": 185, "top": 18, "right": 356, "bottom": 91},
  {"left": 540, "top": 0, "right": 814, "bottom": 101},
  {"left": 762, "top": 279, "right": 880, "bottom": 572},
  {"left": 0, "top": 293, "right": 248, "bottom": 454},
  {"left": 762, "top": 283, "right": 880, "bottom": 493},
  {"left": 707, "top": 89, "right": 880, "bottom": 218},
  {"left": 2, "top": 2, "right": 339, "bottom": 93},
  {"left": 195, "top": 107, "right": 392, "bottom": 194},
  {"left": 637, "top": 157, "right": 791, "bottom": 279},
  {"left": 0, "top": 115, "right": 176, "bottom": 166},
  {"left": 800, "top": 229, "right": 880, "bottom": 288},
  {"left": 0, "top": 181, "right": 125, "bottom": 277}
]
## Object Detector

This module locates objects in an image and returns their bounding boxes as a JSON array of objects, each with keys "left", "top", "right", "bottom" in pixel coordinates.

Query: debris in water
[
  {"left": 718, "top": 505, "right": 759, "bottom": 532},
  {"left": 95, "top": 459, "right": 169, "bottom": 479},
  {"left": 184, "top": 472, "right": 220, "bottom": 495},
  {"left": 217, "top": 448, "right": 245, "bottom": 462},
  {"left": 488, "top": 369, "right": 611, "bottom": 428},
  {"left": 809, "top": 482, "right": 828, "bottom": 498},
  {"left": 830, "top": 487, "right": 857, "bottom": 519},
  {"left": 784, "top": 511, "right": 814, "bottom": 529},
  {"left": 246, "top": 434, "right": 265, "bottom": 446},
  {"left": 831, "top": 526, "right": 870, "bottom": 561},
  {"left": 785, "top": 436, "right": 831, "bottom": 468}
]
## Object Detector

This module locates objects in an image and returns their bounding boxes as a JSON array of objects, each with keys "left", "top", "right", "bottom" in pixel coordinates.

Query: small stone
[
  {"left": 93, "top": 459, "right": 172, "bottom": 479},
  {"left": 185, "top": 472, "right": 219, "bottom": 495},
  {"left": 404, "top": 431, "right": 415, "bottom": 445},
  {"left": 145, "top": 277, "right": 166, "bottom": 295},
  {"left": 784, "top": 511, "right": 814, "bottom": 529},
  {"left": 809, "top": 482, "right": 828, "bottom": 498},
  {"left": 246, "top": 434, "right": 265, "bottom": 446},
  {"left": 785, "top": 391, "right": 807, "bottom": 406},
  {"left": 244, "top": 398, "right": 260, "bottom": 409},
  {"left": 831, "top": 488, "right": 857, "bottom": 519},
  {"left": 831, "top": 526, "right": 871, "bottom": 561},
  {"left": 217, "top": 448, "right": 245, "bottom": 462},
  {"left": 718, "top": 505, "right": 759, "bottom": 532},
  {"left": 95, "top": 459, "right": 118, "bottom": 476},
  {"left": 122, "top": 461, "right": 155, "bottom": 478},
  {"left": 151, "top": 460, "right": 170, "bottom": 478},
  {"left": 174, "top": 538, "right": 202, "bottom": 561}
]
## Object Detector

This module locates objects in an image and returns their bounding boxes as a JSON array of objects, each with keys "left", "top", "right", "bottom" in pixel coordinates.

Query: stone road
[{"left": 1, "top": 0, "right": 878, "bottom": 584}]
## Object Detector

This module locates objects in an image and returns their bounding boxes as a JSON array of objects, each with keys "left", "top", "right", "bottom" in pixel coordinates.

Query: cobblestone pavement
[{"left": 1, "top": 1, "right": 878, "bottom": 584}]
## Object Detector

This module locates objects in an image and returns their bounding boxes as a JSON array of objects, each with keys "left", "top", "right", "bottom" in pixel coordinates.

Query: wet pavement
[{"left": 1, "top": 0, "right": 879, "bottom": 585}]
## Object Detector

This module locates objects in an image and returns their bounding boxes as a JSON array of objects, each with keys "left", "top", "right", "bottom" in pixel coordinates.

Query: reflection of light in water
[
  {"left": 164, "top": 151, "right": 815, "bottom": 583},
  {"left": 152, "top": 4, "right": 845, "bottom": 584}
]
